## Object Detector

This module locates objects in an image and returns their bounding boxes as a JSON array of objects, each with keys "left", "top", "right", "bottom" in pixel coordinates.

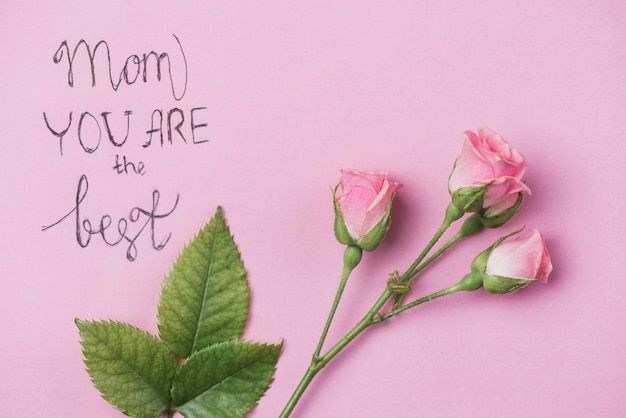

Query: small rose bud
[
  {"left": 448, "top": 127, "right": 531, "bottom": 228},
  {"left": 471, "top": 228, "right": 553, "bottom": 294},
  {"left": 333, "top": 169, "right": 402, "bottom": 251}
]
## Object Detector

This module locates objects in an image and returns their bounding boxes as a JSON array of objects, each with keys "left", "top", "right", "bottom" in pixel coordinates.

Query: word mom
[{"left": 52, "top": 34, "right": 188, "bottom": 100}]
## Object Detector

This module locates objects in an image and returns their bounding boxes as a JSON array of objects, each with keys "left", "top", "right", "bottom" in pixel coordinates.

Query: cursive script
[
  {"left": 42, "top": 175, "right": 179, "bottom": 261},
  {"left": 52, "top": 34, "right": 188, "bottom": 101}
]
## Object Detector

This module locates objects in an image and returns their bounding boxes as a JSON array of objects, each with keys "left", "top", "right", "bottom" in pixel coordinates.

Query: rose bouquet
[
  {"left": 76, "top": 127, "right": 551, "bottom": 418},
  {"left": 280, "top": 127, "right": 552, "bottom": 417}
]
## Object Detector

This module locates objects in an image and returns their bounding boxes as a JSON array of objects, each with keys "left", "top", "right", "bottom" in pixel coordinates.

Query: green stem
[
  {"left": 380, "top": 272, "right": 485, "bottom": 322},
  {"left": 313, "top": 246, "right": 362, "bottom": 360},
  {"left": 279, "top": 366, "right": 318, "bottom": 418},
  {"left": 279, "top": 289, "right": 393, "bottom": 418},
  {"left": 409, "top": 231, "right": 463, "bottom": 278},
  {"left": 405, "top": 213, "right": 484, "bottom": 281},
  {"left": 279, "top": 212, "right": 484, "bottom": 417},
  {"left": 377, "top": 284, "right": 463, "bottom": 322},
  {"left": 401, "top": 202, "right": 463, "bottom": 282},
  {"left": 280, "top": 280, "right": 468, "bottom": 416}
]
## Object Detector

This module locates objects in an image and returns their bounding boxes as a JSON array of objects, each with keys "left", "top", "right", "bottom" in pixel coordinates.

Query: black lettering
[
  {"left": 167, "top": 108, "right": 186, "bottom": 144},
  {"left": 43, "top": 111, "right": 73, "bottom": 156},
  {"left": 190, "top": 107, "right": 208, "bottom": 144},
  {"left": 144, "top": 109, "right": 163, "bottom": 147},
  {"left": 77, "top": 112, "right": 101, "bottom": 153},
  {"left": 113, "top": 154, "right": 146, "bottom": 175},
  {"left": 101, "top": 111, "right": 132, "bottom": 147},
  {"left": 52, "top": 34, "right": 188, "bottom": 101},
  {"left": 42, "top": 175, "right": 179, "bottom": 261}
]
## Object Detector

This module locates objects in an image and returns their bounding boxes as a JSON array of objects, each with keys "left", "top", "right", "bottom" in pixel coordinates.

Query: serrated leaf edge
[
  {"left": 76, "top": 318, "right": 177, "bottom": 418},
  {"left": 156, "top": 206, "right": 251, "bottom": 357},
  {"left": 172, "top": 339, "right": 284, "bottom": 412}
]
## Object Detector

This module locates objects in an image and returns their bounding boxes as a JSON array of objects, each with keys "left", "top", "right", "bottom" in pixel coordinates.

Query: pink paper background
[{"left": 1, "top": 1, "right": 625, "bottom": 417}]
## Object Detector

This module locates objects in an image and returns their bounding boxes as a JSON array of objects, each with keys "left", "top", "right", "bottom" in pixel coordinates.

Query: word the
[
  {"left": 113, "top": 154, "right": 146, "bottom": 175},
  {"left": 42, "top": 175, "right": 179, "bottom": 261}
]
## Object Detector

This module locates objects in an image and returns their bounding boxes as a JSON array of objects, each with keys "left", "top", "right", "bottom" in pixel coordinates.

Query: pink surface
[{"left": 1, "top": 1, "right": 625, "bottom": 417}]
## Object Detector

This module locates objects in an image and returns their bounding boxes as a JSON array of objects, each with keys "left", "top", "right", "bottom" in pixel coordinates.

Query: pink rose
[
  {"left": 449, "top": 127, "right": 531, "bottom": 227},
  {"left": 471, "top": 228, "right": 552, "bottom": 294},
  {"left": 333, "top": 170, "right": 402, "bottom": 251}
]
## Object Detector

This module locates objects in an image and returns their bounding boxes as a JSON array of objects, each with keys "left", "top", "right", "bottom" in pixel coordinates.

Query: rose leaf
[
  {"left": 157, "top": 206, "right": 250, "bottom": 358},
  {"left": 171, "top": 340, "right": 283, "bottom": 418},
  {"left": 75, "top": 319, "right": 178, "bottom": 418}
]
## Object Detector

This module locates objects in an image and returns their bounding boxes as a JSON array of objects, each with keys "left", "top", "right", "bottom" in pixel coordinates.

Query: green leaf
[
  {"left": 157, "top": 207, "right": 250, "bottom": 358},
  {"left": 75, "top": 319, "right": 178, "bottom": 418},
  {"left": 172, "top": 340, "right": 283, "bottom": 418}
]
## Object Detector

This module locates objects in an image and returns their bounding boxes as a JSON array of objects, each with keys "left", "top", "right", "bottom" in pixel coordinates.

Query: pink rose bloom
[
  {"left": 449, "top": 127, "right": 531, "bottom": 227},
  {"left": 333, "top": 170, "right": 402, "bottom": 251},
  {"left": 480, "top": 229, "right": 552, "bottom": 294}
]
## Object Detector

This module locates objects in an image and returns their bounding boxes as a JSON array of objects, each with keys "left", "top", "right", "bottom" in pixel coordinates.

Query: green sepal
[
  {"left": 471, "top": 227, "right": 524, "bottom": 273},
  {"left": 355, "top": 195, "right": 395, "bottom": 251},
  {"left": 470, "top": 228, "right": 531, "bottom": 294},
  {"left": 483, "top": 274, "right": 535, "bottom": 294},
  {"left": 451, "top": 185, "right": 487, "bottom": 213},
  {"left": 333, "top": 187, "right": 397, "bottom": 251},
  {"left": 157, "top": 206, "right": 250, "bottom": 358},
  {"left": 171, "top": 340, "right": 283, "bottom": 418},
  {"left": 470, "top": 246, "right": 492, "bottom": 274},
  {"left": 333, "top": 186, "right": 357, "bottom": 247},
  {"left": 75, "top": 319, "right": 178, "bottom": 418},
  {"left": 479, "top": 193, "right": 523, "bottom": 228}
]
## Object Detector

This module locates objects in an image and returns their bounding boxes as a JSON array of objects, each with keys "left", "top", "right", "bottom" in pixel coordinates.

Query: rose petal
[
  {"left": 360, "top": 180, "right": 401, "bottom": 237},
  {"left": 476, "top": 127, "right": 526, "bottom": 179},
  {"left": 336, "top": 170, "right": 402, "bottom": 241},
  {"left": 338, "top": 185, "right": 378, "bottom": 239},
  {"left": 536, "top": 236, "right": 553, "bottom": 283},
  {"left": 483, "top": 177, "right": 532, "bottom": 213},
  {"left": 485, "top": 229, "right": 545, "bottom": 279},
  {"left": 340, "top": 170, "right": 382, "bottom": 194},
  {"left": 448, "top": 133, "right": 496, "bottom": 191}
]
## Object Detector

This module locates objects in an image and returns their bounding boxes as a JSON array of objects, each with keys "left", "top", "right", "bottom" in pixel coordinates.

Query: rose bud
[
  {"left": 448, "top": 127, "right": 531, "bottom": 228},
  {"left": 471, "top": 228, "right": 552, "bottom": 294},
  {"left": 333, "top": 170, "right": 402, "bottom": 251}
]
